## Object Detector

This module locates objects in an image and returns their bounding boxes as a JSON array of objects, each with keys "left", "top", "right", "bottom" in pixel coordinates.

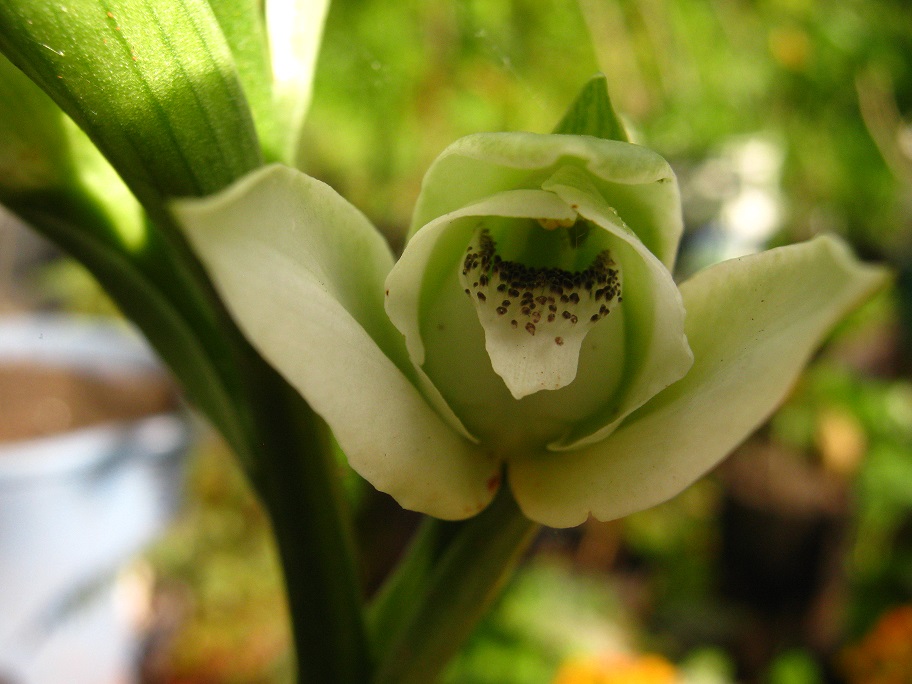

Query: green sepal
[{"left": 553, "top": 74, "right": 629, "bottom": 142}]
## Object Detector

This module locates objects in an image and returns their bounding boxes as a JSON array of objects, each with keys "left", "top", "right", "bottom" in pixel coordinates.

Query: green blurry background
[{"left": 7, "top": 0, "right": 912, "bottom": 682}]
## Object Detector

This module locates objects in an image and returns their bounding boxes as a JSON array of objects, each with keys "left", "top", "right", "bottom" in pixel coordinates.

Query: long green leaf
[
  {"left": 369, "top": 488, "right": 537, "bottom": 684},
  {"left": 0, "top": 53, "right": 71, "bottom": 190},
  {"left": 207, "top": 0, "right": 288, "bottom": 163},
  {"left": 0, "top": 51, "right": 248, "bottom": 453},
  {"left": 0, "top": 0, "right": 262, "bottom": 210}
]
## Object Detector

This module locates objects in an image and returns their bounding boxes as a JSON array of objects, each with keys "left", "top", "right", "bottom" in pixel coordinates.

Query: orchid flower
[{"left": 174, "top": 105, "right": 885, "bottom": 529}]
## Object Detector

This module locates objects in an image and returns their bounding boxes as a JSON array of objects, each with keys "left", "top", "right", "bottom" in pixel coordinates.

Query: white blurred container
[{"left": 0, "top": 315, "right": 190, "bottom": 684}]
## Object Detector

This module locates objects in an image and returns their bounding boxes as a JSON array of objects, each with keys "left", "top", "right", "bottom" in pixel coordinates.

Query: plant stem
[
  {"left": 245, "top": 365, "right": 372, "bottom": 683},
  {"left": 369, "top": 486, "right": 539, "bottom": 684}
]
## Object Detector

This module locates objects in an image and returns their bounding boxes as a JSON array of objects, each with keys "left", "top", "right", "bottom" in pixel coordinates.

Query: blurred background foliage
[
  {"left": 5, "top": 0, "right": 912, "bottom": 682},
  {"left": 303, "top": 0, "right": 912, "bottom": 260}
]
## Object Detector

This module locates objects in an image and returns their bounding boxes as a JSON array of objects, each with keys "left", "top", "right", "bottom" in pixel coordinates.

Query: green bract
[{"left": 174, "top": 133, "right": 887, "bottom": 527}]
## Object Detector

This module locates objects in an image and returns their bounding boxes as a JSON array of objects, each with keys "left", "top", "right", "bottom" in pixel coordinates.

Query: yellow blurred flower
[{"left": 553, "top": 653, "right": 678, "bottom": 684}]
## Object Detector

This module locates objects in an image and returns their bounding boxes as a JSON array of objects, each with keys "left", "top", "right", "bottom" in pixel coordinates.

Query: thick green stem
[
  {"left": 242, "top": 362, "right": 372, "bottom": 683},
  {"left": 369, "top": 487, "right": 539, "bottom": 684}
]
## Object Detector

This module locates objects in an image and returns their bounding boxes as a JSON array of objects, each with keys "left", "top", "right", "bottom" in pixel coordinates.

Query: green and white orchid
[
  {"left": 175, "top": 123, "right": 886, "bottom": 530},
  {"left": 0, "top": 0, "right": 893, "bottom": 674}
]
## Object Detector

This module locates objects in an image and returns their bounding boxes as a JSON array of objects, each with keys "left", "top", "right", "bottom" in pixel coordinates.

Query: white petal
[
  {"left": 457, "top": 223, "right": 621, "bottom": 400},
  {"left": 386, "top": 189, "right": 581, "bottom": 416},
  {"left": 510, "top": 236, "right": 888, "bottom": 527},
  {"left": 266, "top": 0, "right": 330, "bottom": 158},
  {"left": 174, "top": 164, "right": 498, "bottom": 520},
  {"left": 387, "top": 189, "right": 575, "bottom": 367},
  {"left": 542, "top": 166, "right": 693, "bottom": 448}
]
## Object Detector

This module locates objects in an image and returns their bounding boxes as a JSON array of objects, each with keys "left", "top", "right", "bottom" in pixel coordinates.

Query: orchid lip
[{"left": 459, "top": 226, "right": 622, "bottom": 398}]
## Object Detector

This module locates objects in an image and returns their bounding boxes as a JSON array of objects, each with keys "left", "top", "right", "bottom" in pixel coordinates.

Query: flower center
[{"left": 459, "top": 226, "right": 621, "bottom": 399}]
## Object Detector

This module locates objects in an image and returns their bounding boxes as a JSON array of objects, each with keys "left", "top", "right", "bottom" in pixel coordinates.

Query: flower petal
[
  {"left": 387, "top": 189, "right": 630, "bottom": 453},
  {"left": 387, "top": 189, "right": 576, "bottom": 368},
  {"left": 510, "top": 235, "right": 888, "bottom": 527},
  {"left": 411, "top": 132, "right": 683, "bottom": 269},
  {"left": 266, "top": 0, "right": 331, "bottom": 161},
  {"left": 541, "top": 166, "right": 693, "bottom": 449},
  {"left": 174, "top": 164, "right": 498, "bottom": 519}
]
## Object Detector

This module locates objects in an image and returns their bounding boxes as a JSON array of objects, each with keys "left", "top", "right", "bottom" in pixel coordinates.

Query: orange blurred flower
[
  {"left": 842, "top": 604, "right": 912, "bottom": 684},
  {"left": 553, "top": 653, "right": 678, "bottom": 684}
]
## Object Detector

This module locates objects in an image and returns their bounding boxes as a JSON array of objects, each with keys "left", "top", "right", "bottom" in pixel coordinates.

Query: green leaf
[
  {"left": 552, "top": 74, "right": 629, "bottom": 142},
  {"left": 207, "top": 0, "right": 284, "bottom": 162},
  {"left": 0, "top": 53, "right": 71, "bottom": 190},
  {"left": 0, "top": 9, "right": 372, "bottom": 677},
  {"left": 0, "top": 0, "right": 262, "bottom": 212},
  {"left": 370, "top": 487, "right": 538, "bottom": 684},
  {"left": 0, "top": 53, "right": 243, "bottom": 447},
  {"left": 510, "top": 236, "right": 889, "bottom": 527}
]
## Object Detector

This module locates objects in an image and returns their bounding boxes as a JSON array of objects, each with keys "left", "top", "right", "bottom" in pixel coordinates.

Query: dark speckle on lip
[{"left": 461, "top": 228, "right": 621, "bottom": 334}]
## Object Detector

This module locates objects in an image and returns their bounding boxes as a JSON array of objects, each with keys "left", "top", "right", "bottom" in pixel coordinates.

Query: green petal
[
  {"left": 411, "top": 132, "right": 682, "bottom": 269},
  {"left": 509, "top": 236, "right": 888, "bottom": 527},
  {"left": 174, "top": 164, "right": 498, "bottom": 519}
]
